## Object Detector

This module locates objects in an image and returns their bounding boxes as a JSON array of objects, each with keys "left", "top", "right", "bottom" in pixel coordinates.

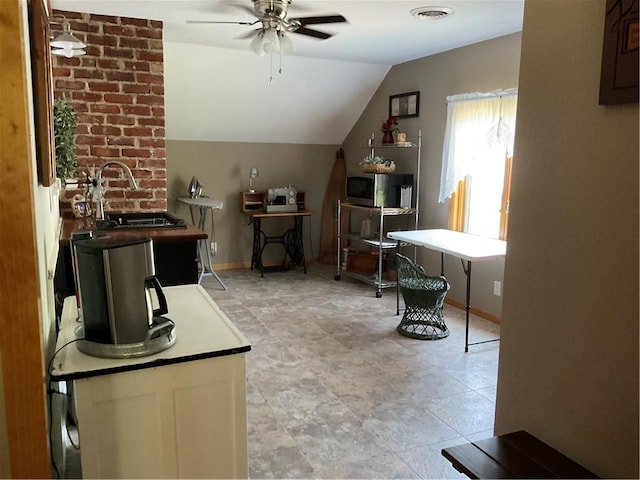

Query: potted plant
[
  {"left": 380, "top": 115, "right": 399, "bottom": 145},
  {"left": 53, "top": 97, "right": 78, "bottom": 184}
]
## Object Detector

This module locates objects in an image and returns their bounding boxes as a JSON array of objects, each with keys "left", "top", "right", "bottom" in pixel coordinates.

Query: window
[{"left": 439, "top": 90, "right": 517, "bottom": 240}]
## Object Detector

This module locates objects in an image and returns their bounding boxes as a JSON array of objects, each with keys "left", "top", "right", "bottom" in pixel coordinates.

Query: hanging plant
[{"left": 53, "top": 98, "right": 78, "bottom": 183}]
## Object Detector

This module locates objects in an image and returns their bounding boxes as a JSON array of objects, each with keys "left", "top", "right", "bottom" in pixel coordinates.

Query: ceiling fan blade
[
  {"left": 292, "top": 15, "right": 347, "bottom": 26},
  {"left": 291, "top": 26, "right": 332, "bottom": 40},
  {"left": 236, "top": 28, "right": 262, "bottom": 40}
]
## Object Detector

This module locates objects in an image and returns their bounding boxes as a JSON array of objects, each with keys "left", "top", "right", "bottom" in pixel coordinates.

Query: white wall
[
  {"left": 342, "top": 33, "right": 522, "bottom": 316},
  {"left": 495, "top": 1, "right": 638, "bottom": 478},
  {"left": 164, "top": 42, "right": 389, "bottom": 145}
]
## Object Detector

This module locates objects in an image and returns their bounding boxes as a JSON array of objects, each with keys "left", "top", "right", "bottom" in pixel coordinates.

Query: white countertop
[
  {"left": 50, "top": 284, "right": 250, "bottom": 381},
  {"left": 387, "top": 229, "right": 506, "bottom": 262}
]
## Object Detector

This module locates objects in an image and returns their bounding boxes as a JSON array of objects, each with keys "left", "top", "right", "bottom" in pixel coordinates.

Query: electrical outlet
[
  {"left": 211, "top": 241, "right": 217, "bottom": 255},
  {"left": 493, "top": 281, "right": 502, "bottom": 296}
]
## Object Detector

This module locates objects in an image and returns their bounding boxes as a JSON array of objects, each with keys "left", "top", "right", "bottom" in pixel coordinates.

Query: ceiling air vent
[{"left": 410, "top": 6, "right": 454, "bottom": 20}]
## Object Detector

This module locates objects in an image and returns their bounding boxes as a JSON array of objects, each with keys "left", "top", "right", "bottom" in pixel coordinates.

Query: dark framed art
[
  {"left": 599, "top": 0, "right": 639, "bottom": 105},
  {"left": 389, "top": 91, "right": 420, "bottom": 118},
  {"left": 29, "top": 0, "right": 57, "bottom": 186}
]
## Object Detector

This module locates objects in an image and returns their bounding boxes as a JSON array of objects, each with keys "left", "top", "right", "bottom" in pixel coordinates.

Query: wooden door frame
[{"left": 0, "top": 0, "right": 51, "bottom": 476}]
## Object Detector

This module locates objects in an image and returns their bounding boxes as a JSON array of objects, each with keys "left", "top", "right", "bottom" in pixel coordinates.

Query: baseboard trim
[{"left": 444, "top": 297, "right": 501, "bottom": 325}]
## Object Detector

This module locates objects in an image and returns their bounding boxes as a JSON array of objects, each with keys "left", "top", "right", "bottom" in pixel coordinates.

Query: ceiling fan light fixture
[
  {"left": 278, "top": 31, "right": 294, "bottom": 54},
  {"left": 262, "top": 28, "right": 280, "bottom": 53},
  {"left": 250, "top": 31, "right": 266, "bottom": 56},
  {"left": 410, "top": 6, "right": 454, "bottom": 20}
]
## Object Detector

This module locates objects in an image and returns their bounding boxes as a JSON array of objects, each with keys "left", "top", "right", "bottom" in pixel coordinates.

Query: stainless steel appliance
[
  {"left": 346, "top": 173, "right": 413, "bottom": 208},
  {"left": 74, "top": 236, "right": 176, "bottom": 358}
]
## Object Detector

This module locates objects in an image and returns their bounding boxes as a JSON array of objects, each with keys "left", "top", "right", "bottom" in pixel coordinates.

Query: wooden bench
[{"left": 441, "top": 430, "right": 600, "bottom": 479}]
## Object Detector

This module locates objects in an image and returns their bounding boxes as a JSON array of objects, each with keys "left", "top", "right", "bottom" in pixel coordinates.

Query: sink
[{"left": 96, "top": 212, "right": 187, "bottom": 230}]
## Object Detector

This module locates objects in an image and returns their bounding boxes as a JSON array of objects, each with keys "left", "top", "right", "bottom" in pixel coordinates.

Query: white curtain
[{"left": 438, "top": 88, "right": 518, "bottom": 203}]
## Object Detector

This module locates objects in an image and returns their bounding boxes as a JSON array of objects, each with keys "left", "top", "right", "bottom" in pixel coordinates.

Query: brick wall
[{"left": 52, "top": 11, "right": 167, "bottom": 212}]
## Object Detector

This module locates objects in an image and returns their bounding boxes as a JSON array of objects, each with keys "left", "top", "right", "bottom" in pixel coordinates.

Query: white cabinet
[{"left": 51, "top": 285, "right": 250, "bottom": 479}]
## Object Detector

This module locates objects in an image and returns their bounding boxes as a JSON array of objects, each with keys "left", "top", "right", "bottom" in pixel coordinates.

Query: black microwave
[{"left": 346, "top": 173, "right": 414, "bottom": 208}]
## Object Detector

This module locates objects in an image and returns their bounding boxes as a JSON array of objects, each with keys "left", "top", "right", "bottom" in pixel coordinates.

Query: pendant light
[{"left": 50, "top": 15, "right": 86, "bottom": 57}]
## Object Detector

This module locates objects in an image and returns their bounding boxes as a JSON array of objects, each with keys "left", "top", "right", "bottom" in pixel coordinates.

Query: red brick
[
  {"left": 75, "top": 125, "right": 89, "bottom": 134},
  {"left": 90, "top": 104, "right": 121, "bottom": 114},
  {"left": 132, "top": 169, "right": 153, "bottom": 178},
  {"left": 151, "top": 106, "right": 164, "bottom": 117},
  {"left": 90, "top": 125, "right": 122, "bottom": 136},
  {"left": 121, "top": 17, "right": 150, "bottom": 27},
  {"left": 52, "top": 67, "right": 71, "bottom": 77},
  {"left": 90, "top": 146, "right": 120, "bottom": 157},
  {"left": 119, "top": 37, "right": 149, "bottom": 49},
  {"left": 80, "top": 57, "right": 97, "bottom": 68},
  {"left": 103, "top": 24, "right": 135, "bottom": 36},
  {"left": 104, "top": 47, "right": 134, "bottom": 59},
  {"left": 153, "top": 128, "right": 165, "bottom": 137},
  {"left": 138, "top": 138, "right": 165, "bottom": 148},
  {"left": 87, "top": 34, "right": 117, "bottom": 47},
  {"left": 136, "top": 73, "right": 163, "bottom": 85},
  {"left": 137, "top": 50, "right": 163, "bottom": 62},
  {"left": 149, "top": 39, "right": 163, "bottom": 50},
  {"left": 105, "top": 115, "right": 135, "bottom": 126},
  {"left": 153, "top": 190, "right": 168, "bottom": 199},
  {"left": 151, "top": 148, "right": 166, "bottom": 158},
  {"left": 138, "top": 179, "right": 166, "bottom": 188},
  {"left": 152, "top": 169, "right": 167, "bottom": 179},
  {"left": 139, "top": 117, "right": 164, "bottom": 127},
  {"left": 107, "top": 137, "right": 135, "bottom": 146},
  {"left": 74, "top": 103, "right": 89, "bottom": 113},
  {"left": 72, "top": 91, "right": 103, "bottom": 102},
  {"left": 104, "top": 71, "right": 135, "bottom": 82},
  {"left": 135, "top": 27, "right": 162, "bottom": 39},
  {"left": 97, "top": 59, "right": 119, "bottom": 70},
  {"left": 122, "top": 83, "right": 150, "bottom": 94},
  {"left": 138, "top": 159, "right": 165, "bottom": 169},
  {"left": 151, "top": 85, "right": 164, "bottom": 96},
  {"left": 88, "top": 81, "right": 119, "bottom": 92},
  {"left": 74, "top": 69, "right": 104, "bottom": 79},
  {"left": 137, "top": 95, "right": 164, "bottom": 106},
  {"left": 126, "top": 190, "right": 153, "bottom": 199},
  {"left": 83, "top": 45, "right": 101, "bottom": 57},
  {"left": 140, "top": 200, "right": 167, "bottom": 210},
  {"left": 76, "top": 135, "right": 106, "bottom": 146},
  {"left": 122, "top": 148, "right": 152, "bottom": 158},
  {"left": 55, "top": 79, "right": 84, "bottom": 90},
  {"left": 150, "top": 20, "right": 163, "bottom": 29},
  {"left": 53, "top": 56, "right": 81, "bottom": 67},
  {"left": 124, "top": 127, "right": 153, "bottom": 137},
  {"left": 104, "top": 93, "right": 134, "bottom": 104},
  {"left": 122, "top": 105, "right": 151, "bottom": 116},
  {"left": 90, "top": 14, "right": 119, "bottom": 25},
  {"left": 123, "top": 61, "right": 150, "bottom": 72}
]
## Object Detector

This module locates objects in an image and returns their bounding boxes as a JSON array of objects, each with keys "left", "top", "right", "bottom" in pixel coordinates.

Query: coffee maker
[{"left": 74, "top": 236, "right": 176, "bottom": 358}]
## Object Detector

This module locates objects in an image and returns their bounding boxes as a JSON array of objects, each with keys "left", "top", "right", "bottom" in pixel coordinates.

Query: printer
[{"left": 266, "top": 186, "right": 298, "bottom": 213}]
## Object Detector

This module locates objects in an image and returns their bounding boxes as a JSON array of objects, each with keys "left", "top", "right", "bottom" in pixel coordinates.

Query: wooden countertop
[{"left": 60, "top": 216, "right": 207, "bottom": 246}]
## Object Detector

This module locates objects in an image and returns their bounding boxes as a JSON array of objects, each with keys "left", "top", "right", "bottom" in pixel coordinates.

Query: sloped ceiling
[{"left": 52, "top": 1, "right": 524, "bottom": 145}]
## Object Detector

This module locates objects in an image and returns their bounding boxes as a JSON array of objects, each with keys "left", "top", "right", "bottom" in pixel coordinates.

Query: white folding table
[
  {"left": 177, "top": 197, "right": 226, "bottom": 289},
  {"left": 387, "top": 229, "right": 506, "bottom": 351}
]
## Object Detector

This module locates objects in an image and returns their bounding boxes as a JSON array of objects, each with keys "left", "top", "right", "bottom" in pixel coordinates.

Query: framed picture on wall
[
  {"left": 599, "top": 0, "right": 639, "bottom": 105},
  {"left": 29, "top": 0, "right": 57, "bottom": 186},
  {"left": 389, "top": 91, "right": 420, "bottom": 118}
]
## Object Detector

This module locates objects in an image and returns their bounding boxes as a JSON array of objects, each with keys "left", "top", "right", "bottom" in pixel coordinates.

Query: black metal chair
[{"left": 396, "top": 253, "right": 450, "bottom": 340}]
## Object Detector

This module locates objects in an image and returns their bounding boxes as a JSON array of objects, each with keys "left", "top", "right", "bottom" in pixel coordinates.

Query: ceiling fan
[{"left": 187, "top": 0, "right": 348, "bottom": 56}]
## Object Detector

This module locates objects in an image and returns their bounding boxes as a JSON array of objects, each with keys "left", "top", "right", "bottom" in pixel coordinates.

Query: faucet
[{"left": 92, "top": 160, "right": 138, "bottom": 220}]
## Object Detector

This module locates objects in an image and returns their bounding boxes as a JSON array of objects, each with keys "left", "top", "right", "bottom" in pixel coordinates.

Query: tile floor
[{"left": 203, "top": 263, "right": 501, "bottom": 479}]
